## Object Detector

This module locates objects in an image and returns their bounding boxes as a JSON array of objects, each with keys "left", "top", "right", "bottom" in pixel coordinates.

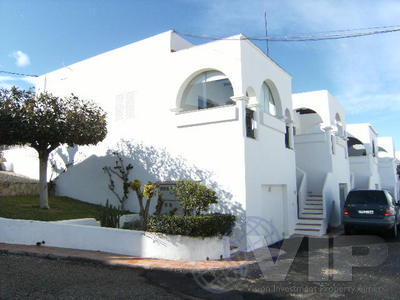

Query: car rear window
[{"left": 346, "top": 191, "right": 388, "bottom": 205}]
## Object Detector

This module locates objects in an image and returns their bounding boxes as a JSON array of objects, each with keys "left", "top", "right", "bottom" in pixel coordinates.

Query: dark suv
[{"left": 343, "top": 190, "right": 399, "bottom": 237}]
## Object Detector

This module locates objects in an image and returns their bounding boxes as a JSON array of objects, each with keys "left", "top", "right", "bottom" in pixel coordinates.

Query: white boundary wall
[
  {"left": 52, "top": 218, "right": 101, "bottom": 227},
  {"left": 0, "top": 217, "right": 230, "bottom": 261}
]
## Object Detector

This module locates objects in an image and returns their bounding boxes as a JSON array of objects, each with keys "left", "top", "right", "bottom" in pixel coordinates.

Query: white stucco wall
[
  {"left": 2, "top": 147, "right": 40, "bottom": 180},
  {"left": 32, "top": 31, "right": 298, "bottom": 247},
  {"left": 292, "top": 90, "right": 351, "bottom": 227},
  {"left": 239, "top": 39, "right": 298, "bottom": 241},
  {"left": 0, "top": 217, "right": 229, "bottom": 260},
  {"left": 34, "top": 31, "right": 246, "bottom": 215},
  {"left": 347, "top": 124, "right": 380, "bottom": 189},
  {"left": 292, "top": 90, "right": 347, "bottom": 137},
  {"left": 378, "top": 137, "right": 398, "bottom": 199}
]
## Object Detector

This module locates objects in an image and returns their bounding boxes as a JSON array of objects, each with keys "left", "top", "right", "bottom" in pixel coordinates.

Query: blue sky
[{"left": 1, "top": 0, "right": 400, "bottom": 149}]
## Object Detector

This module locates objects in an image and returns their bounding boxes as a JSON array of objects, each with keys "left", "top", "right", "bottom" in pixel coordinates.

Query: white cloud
[
  {"left": 339, "top": 92, "right": 400, "bottom": 115},
  {"left": 193, "top": 0, "right": 400, "bottom": 115},
  {"left": 10, "top": 50, "right": 31, "bottom": 67}
]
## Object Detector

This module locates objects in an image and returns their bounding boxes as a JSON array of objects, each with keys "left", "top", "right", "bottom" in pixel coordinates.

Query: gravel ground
[
  {"left": 0, "top": 171, "right": 38, "bottom": 184},
  {"left": 146, "top": 234, "right": 400, "bottom": 299},
  {"left": 0, "top": 253, "right": 182, "bottom": 299},
  {"left": 2, "top": 234, "right": 399, "bottom": 299}
]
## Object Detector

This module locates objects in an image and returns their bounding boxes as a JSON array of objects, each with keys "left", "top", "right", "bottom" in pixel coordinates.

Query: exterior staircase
[{"left": 294, "top": 195, "right": 325, "bottom": 236}]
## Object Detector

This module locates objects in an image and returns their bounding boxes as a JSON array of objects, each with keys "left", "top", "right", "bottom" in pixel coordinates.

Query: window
[
  {"left": 261, "top": 83, "right": 277, "bottom": 116},
  {"left": 115, "top": 91, "right": 135, "bottom": 121},
  {"left": 347, "top": 137, "right": 366, "bottom": 157},
  {"left": 331, "top": 135, "right": 336, "bottom": 154},
  {"left": 346, "top": 190, "right": 388, "bottom": 205},
  {"left": 181, "top": 71, "right": 234, "bottom": 112},
  {"left": 284, "top": 109, "right": 292, "bottom": 149},
  {"left": 246, "top": 108, "right": 256, "bottom": 139},
  {"left": 372, "top": 141, "right": 376, "bottom": 157},
  {"left": 285, "top": 125, "right": 290, "bottom": 148}
]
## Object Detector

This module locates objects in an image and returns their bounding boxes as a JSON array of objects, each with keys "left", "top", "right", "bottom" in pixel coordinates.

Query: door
[{"left": 260, "top": 185, "right": 287, "bottom": 243}]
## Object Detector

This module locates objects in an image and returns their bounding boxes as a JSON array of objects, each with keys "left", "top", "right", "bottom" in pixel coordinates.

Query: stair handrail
[
  {"left": 296, "top": 167, "right": 307, "bottom": 219},
  {"left": 322, "top": 172, "right": 334, "bottom": 234}
]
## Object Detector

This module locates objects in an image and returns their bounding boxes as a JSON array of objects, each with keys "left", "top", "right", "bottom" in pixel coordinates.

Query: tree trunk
[{"left": 39, "top": 151, "right": 49, "bottom": 209}]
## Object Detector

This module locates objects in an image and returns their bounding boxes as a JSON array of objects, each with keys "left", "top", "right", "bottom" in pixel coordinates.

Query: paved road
[
  {"left": 146, "top": 233, "right": 400, "bottom": 299},
  {"left": 1, "top": 233, "right": 400, "bottom": 299},
  {"left": 0, "top": 253, "right": 181, "bottom": 299}
]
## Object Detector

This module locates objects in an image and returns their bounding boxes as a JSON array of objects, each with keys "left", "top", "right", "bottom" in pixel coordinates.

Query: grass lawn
[{"left": 0, "top": 196, "right": 104, "bottom": 221}]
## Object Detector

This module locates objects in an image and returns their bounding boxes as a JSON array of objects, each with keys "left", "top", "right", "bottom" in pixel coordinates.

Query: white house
[
  {"left": 377, "top": 137, "right": 399, "bottom": 200},
  {"left": 292, "top": 90, "right": 351, "bottom": 235},
  {"left": 33, "top": 30, "right": 299, "bottom": 248},
  {"left": 346, "top": 123, "right": 381, "bottom": 190}
]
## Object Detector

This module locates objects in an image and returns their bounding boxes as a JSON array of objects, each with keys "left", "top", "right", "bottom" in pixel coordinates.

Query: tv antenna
[{"left": 264, "top": 10, "right": 269, "bottom": 56}]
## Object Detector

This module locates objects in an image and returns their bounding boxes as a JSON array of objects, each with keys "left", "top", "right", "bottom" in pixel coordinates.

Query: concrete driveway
[{"left": 1, "top": 233, "right": 399, "bottom": 299}]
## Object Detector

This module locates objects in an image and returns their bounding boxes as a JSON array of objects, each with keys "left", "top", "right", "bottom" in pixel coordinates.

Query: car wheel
[{"left": 344, "top": 225, "right": 352, "bottom": 235}]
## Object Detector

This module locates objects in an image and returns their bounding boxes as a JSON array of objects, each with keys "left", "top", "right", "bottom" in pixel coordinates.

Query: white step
[
  {"left": 294, "top": 229, "right": 324, "bottom": 236},
  {"left": 300, "top": 214, "right": 323, "bottom": 219},
  {"left": 304, "top": 202, "right": 323, "bottom": 207},
  {"left": 295, "top": 224, "right": 321, "bottom": 232},
  {"left": 303, "top": 206, "right": 323, "bottom": 211},
  {"left": 297, "top": 218, "right": 323, "bottom": 225},
  {"left": 308, "top": 194, "right": 322, "bottom": 198},
  {"left": 306, "top": 198, "right": 323, "bottom": 202},
  {"left": 302, "top": 208, "right": 323, "bottom": 214}
]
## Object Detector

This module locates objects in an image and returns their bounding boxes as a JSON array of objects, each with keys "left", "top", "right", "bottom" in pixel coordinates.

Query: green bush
[
  {"left": 99, "top": 200, "right": 123, "bottom": 228},
  {"left": 147, "top": 214, "right": 236, "bottom": 237},
  {"left": 173, "top": 180, "right": 218, "bottom": 216}
]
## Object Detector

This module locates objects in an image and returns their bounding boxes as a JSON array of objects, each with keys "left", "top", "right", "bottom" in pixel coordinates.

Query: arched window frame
[
  {"left": 179, "top": 70, "right": 235, "bottom": 112},
  {"left": 347, "top": 137, "right": 367, "bottom": 157},
  {"left": 261, "top": 81, "right": 281, "bottom": 117}
]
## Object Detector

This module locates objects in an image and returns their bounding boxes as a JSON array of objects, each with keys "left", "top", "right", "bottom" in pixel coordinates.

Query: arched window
[
  {"left": 378, "top": 146, "right": 388, "bottom": 153},
  {"left": 347, "top": 137, "right": 367, "bottom": 157},
  {"left": 261, "top": 82, "right": 277, "bottom": 116},
  {"left": 181, "top": 71, "right": 234, "bottom": 112},
  {"left": 294, "top": 108, "right": 323, "bottom": 134}
]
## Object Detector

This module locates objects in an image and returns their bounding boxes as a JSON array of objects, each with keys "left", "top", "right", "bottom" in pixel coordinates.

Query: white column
[
  {"left": 231, "top": 96, "right": 249, "bottom": 138},
  {"left": 287, "top": 120, "right": 294, "bottom": 149}
]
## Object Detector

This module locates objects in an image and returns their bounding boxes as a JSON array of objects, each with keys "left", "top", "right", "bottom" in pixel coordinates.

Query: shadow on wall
[{"left": 54, "top": 139, "right": 245, "bottom": 225}]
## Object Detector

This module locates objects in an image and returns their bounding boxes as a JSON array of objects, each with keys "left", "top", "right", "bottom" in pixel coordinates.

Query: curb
[{"left": 0, "top": 247, "right": 258, "bottom": 273}]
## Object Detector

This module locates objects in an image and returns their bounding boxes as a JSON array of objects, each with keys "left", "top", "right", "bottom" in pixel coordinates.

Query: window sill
[
  {"left": 175, "top": 105, "right": 238, "bottom": 128},
  {"left": 260, "top": 112, "right": 286, "bottom": 134}
]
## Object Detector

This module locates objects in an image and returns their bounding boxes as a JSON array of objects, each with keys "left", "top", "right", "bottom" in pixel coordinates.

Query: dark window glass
[
  {"left": 246, "top": 108, "right": 255, "bottom": 139},
  {"left": 285, "top": 126, "right": 290, "bottom": 148},
  {"left": 345, "top": 191, "right": 388, "bottom": 205}
]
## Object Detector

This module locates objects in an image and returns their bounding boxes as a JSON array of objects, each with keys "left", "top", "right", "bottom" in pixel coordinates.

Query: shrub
[
  {"left": 147, "top": 214, "right": 236, "bottom": 237},
  {"left": 130, "top": 180, "right": 164, "bottom": 230},
  {"left": 99, "top": 200, "right": 123, "bottom": 228},
  {"left": 173, "top": 180, "right": 218, "bottom": 216}
]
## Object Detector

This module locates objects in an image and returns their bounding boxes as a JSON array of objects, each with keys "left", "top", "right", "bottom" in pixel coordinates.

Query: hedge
[{"left": 147, "top": 214, "right": 236, "bottom": 237}]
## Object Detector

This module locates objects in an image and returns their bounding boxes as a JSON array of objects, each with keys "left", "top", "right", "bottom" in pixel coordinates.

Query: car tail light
[
  {"left": 384, "top": 208, "right": 395, "bottom": 216},
  {"left": 344, "top": 210, "right": 349, "bottom": 215}
]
